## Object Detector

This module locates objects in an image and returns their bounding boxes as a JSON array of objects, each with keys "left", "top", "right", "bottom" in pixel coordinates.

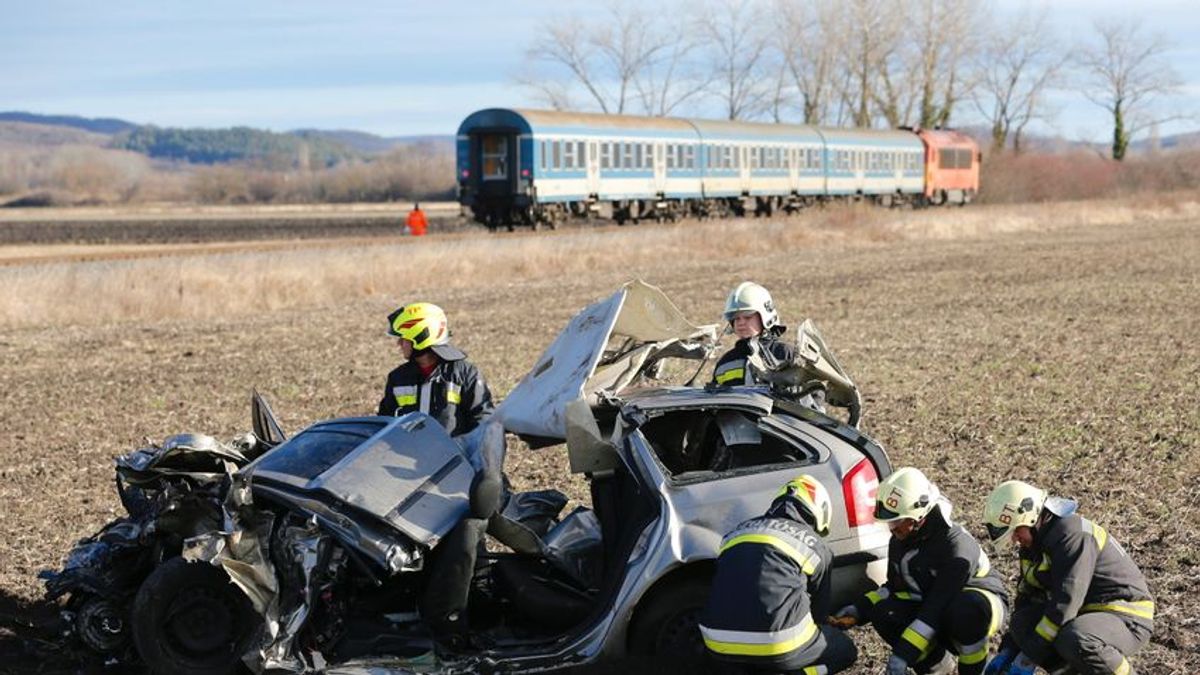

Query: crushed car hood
[{"left": 496, "top": 280, "right": 718, "bottom": 445}]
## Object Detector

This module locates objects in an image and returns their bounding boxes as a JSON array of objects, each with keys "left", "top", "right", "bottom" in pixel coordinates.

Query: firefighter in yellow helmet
[
  {"left": 378, "top": 302, "right": 494, "bottom": 436},
  {"left": 980, "top": 480, "right": 1154, "bottom": 675},
  {"left": 831, "top": 467, "right": 1008, "bottom": 675},
  {"left": 700, "top": 475, "right": 858, "bottom": 674},
  {"left": 380, "top": 303, "right": 496, "bottom": 646}
]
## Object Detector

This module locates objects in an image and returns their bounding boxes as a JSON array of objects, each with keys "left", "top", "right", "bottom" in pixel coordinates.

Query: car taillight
[{"left": 843, "top": 458, "right": 879, "bottom": 528}]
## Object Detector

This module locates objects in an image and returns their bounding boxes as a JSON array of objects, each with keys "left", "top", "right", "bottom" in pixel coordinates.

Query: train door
[
  {"left": 653, "top": 142, "right": 666, "bottom": 194},
  {"left": 587, "top": 140, "right": 600, "bottom": 196},
  {"left": 478, "top": 133, "right": 515, "bottom": 195},
  {"left": 739, "top": 145, "right": 750, "bottom": 193}
]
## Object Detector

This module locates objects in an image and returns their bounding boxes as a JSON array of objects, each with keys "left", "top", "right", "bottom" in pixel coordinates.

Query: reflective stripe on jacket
[
  {"left": 700, "top": 505, "right": 832, "bottom": 667},
  {"left": 711, "top": 333, "right": 796, "bottom": 386},
  {"left": 377, "top": 351, "right": 493, "bottom": 436}
]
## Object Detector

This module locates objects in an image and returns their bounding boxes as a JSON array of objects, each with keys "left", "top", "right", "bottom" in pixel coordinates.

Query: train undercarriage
[{"left": 466, "top": 189, "right": 963, "bottom": 232}]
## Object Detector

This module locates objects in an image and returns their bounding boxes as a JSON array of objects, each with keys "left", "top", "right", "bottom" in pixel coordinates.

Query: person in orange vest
[{"left": 406, "top": 202, "right": 429, "bottom": 236}]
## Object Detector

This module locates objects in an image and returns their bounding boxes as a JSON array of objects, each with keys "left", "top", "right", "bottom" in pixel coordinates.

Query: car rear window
[{"left": 252, "top": 421, "right": 386, "bottom": 481}]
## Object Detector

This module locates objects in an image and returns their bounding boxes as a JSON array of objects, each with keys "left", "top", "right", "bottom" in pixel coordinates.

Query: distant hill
[
  {"left": 289, "top": 129, "right": 454, "bottom": 154},
  {"left": 0, "top": 111, "right": 139, "bottom": 135},
  {"left": 0, "top": 121, "right": 111, "bottom": 147}
]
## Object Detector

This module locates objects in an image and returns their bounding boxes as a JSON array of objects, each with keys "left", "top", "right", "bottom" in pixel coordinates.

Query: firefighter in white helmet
[
  {"left": 701, "top": 475, "right": 858, "bottom": 674},
  {"left": 980, "top": 480, "right": 1154, "bottom": 675},
  {"left": 712, "top": 282, "right": 796, "bottom": 387},
  {"left": 830, "top": 467, "right": 1008, "bottom": 675}
]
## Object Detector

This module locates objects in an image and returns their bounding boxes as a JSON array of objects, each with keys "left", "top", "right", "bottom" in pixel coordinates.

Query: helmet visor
[
  {"left": 874, "top": 501, "right": 903, "bottom": 522},
  {"left": 985, "top": 523, "right": 1010, "bottom": 542}
]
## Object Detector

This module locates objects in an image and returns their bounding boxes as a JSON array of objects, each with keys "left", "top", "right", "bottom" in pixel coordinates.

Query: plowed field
[{"left": 0, "top": 203, "right": 1196, "bottom": 673}]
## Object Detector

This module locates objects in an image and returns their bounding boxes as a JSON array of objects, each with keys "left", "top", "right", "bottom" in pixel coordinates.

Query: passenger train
[{"left": 456, "top": 108, "right": 980, "bottom": 231}]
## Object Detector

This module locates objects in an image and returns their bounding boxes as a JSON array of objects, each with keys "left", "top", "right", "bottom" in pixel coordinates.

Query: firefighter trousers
[
  {"left": 865, "top": 589, "right": 1004, "bottom": 675},
  {"left": 1010, "top": 604, "right": 1152, "bottom": 675}
]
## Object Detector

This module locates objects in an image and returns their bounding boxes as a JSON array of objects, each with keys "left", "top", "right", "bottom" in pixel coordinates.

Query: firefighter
[
  {"left": 700, "top": 474, "right": 858, "bottom": 674},
  {"left": 407, "top": 202, "right": 429, "bottom": 236},
  {"left": 378, "top": 302, "right": 493, "bottom": 436},
  {"left": 830, "top": 467, "right": 1007, "bottom": 675},
  {"left": 712, "top": 281, "right": 796, "bottom": 386},
  {"left": 980, "top": 480, "right": 1154, "bottom": 675}
]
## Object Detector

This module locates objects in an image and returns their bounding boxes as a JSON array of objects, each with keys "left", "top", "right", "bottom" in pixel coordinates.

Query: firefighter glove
[
  {"left": 983, "top": 647, "right": 1015, "bottom": 675},
  {"left": 1005, "top": 653, "right": 1037, "bottom": 675},
  {"left": 884, "top": 653, "right": 908, "bottom": 675},
  {"left": 827, "top": 604, "right": 859, "bottom": 629}
]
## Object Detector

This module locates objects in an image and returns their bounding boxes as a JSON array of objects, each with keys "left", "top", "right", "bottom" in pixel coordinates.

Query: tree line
[
  {"left": 518, "top": 0, "right": 1189, "bottom": 160},
  {"left": 118, "top": 125, "right": 361, "bottom": 168}
]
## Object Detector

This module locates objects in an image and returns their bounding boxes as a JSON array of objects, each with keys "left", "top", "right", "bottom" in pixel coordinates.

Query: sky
[{"left": 2, "top": 0, "right": 1197, "bottom": 142}]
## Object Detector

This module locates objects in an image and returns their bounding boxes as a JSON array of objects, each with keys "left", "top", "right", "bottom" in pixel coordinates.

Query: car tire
[
  {"left": 131, "top": 557, "right": 261, "bottom": 675},
  {"left": 627, "top": 576, "right": 711, "bottom": 659}
]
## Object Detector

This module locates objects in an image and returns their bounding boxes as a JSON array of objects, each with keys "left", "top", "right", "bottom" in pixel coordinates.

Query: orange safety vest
[{"left": 406, "top": 208, "right": 428, "bottom": 236}]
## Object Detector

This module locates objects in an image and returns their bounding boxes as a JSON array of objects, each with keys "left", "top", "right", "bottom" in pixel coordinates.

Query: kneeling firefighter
[
  {"left": 831, "top": 467, "right": 1008, "bottom": 675},
  {"left": 981, "top": 480, "right": 1154, "bottom": 675},
  {"left": 700, "top": 475, "right": 858, "bottom": 674}
]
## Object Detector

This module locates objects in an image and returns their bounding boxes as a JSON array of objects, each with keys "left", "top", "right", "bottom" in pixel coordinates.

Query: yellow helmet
[
  {"left": 983, "top": 480, "right": 1046, "bottom": 550},
  {"left": 775, "top": 474, "right": 832, "bottom": 536},
  {"left": 724, "top": 282, "right": 779, "bottom": 330},
  {"left": 387, "top": 302, "right": 450, "bottom": 351},
  {"left": 875, "top": 467, "right": 939, "bottom": 522}
]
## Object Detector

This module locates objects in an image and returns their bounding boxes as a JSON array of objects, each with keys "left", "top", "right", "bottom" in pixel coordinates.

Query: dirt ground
[{"left": 0, "top": 211, "right": 1197, "bottom": 673}]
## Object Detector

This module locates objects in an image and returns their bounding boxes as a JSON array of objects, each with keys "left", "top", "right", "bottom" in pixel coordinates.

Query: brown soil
[{"left": 0, "top": 214, "right": 1196, "bottom": 673}]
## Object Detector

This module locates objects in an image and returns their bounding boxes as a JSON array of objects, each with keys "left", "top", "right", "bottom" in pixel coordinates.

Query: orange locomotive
[{"left": 916, "top": 129, "right": 980, "bottom": 206}]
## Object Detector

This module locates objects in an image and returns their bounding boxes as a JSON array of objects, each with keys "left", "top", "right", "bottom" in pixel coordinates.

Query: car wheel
[
  {"left": 628, "top": 576, "right": 710, "bottom": 658},
  {"left": 131, "top": 557, "right": 261, "bottom": 675}
]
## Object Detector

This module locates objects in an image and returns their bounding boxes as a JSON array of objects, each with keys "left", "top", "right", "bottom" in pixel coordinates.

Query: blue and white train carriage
[{"left": 456, "top": 108, "right": 931, "bottom": 230}]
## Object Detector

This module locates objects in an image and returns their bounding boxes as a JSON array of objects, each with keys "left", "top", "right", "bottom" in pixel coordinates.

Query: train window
[
  {"left": 667, "top": 145, "right": 676, "bottom": 170},
  {"left": 644, "top": 143, "right": 653, "bottom": 169},
  {"left": 577, "top": 141, "right": 587, "bottom": 169},
  {"left": 563, "top": 141, "right": 576, "bottom": 170},
  {"left": 633, "top": 144, "right": 643, "bottom": 170},
  {"left": 482, "top": 135, "right": 508, "bottom": 180},
  {"left": 938, "top": 150, "right": 949, "bottom": 169},
  {"left": 540, "top": 141, "right": 546, "bottom": 171},
  {"left": 600, "top": 143, "right": 610, "bottom": 170},
  {"left": 684, "top": 145, "right": 695, "bottom": 169},
  {"left": 959, "top": 148, "right": 973, "bottom": 168}
]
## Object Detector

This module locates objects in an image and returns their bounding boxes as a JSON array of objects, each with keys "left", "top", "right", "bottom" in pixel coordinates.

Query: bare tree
[
  {"left": 831, "top": 0, "right": 903, "bottom": 127},
  {"left": 971, "top": 5, "right": 1066, "bottom": 153},
  {"left": 632, "top": 22, "right": 709, "bottom": 116},
  {"left": 776, "top": 0, "right": 841, "bottom": 124},
  {"left": 695, "top": 0, "right": 774, "bottom": 120},
  {"left": 521, "top": 3, "right": 677, "bottom": 114},
  {"left": 1076, "top": 18, "right": 1184, "bottom": 160},
  {"left": 906, "top": 0, "right": 985, "bottom": 128}
]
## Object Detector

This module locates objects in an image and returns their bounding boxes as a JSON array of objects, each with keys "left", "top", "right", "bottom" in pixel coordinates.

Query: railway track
[{"left": 0, "top": 217, "right": 643, "bottom": 267}]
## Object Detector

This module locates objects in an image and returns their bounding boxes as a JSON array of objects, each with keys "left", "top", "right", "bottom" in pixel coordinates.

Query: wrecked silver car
[{"left": 42, "top": 281, "right": 891, "bottom": 674}]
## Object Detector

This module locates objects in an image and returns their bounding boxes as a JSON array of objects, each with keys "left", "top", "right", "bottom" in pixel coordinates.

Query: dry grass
[
  {"left": 4, "top": 194, "right": 1199, "bottom": 331},
  {"left": 1, "top": 197, "right": 1198, "bottom": 673}
]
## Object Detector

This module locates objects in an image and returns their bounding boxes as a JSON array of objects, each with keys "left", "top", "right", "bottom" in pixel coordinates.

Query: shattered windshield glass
[{"left": 251, "top": 421, "right": 386, "bottom": 480}]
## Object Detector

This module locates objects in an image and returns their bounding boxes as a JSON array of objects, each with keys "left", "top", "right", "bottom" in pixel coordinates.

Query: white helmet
[
  {"left": 875, "top": 467, "right": 940, "bottom": 522},
  {"left": 983, "top": 480, "right": 1047, "bottom": 550},
  {"left": 723, "top": 282, "right": 779, "bottom": 331}
]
